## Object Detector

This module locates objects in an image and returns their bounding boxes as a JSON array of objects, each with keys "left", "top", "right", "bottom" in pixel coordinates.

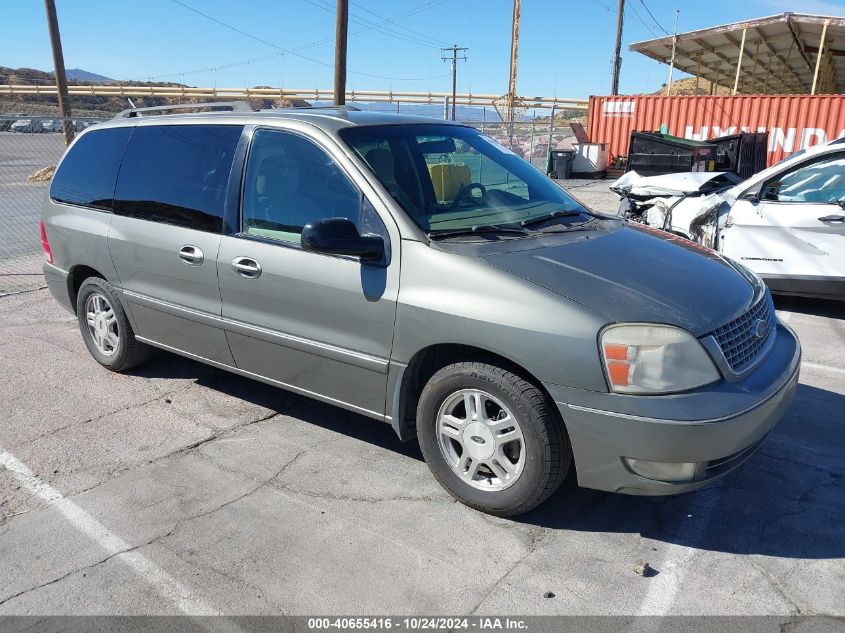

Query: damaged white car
[{"left": 612, "top": 138, "right": 845, "bottom": 300}]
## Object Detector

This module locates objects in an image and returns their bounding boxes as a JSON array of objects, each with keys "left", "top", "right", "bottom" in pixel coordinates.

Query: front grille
[{"left": 705, "top": 292, "right": 776, "bottom": 374}]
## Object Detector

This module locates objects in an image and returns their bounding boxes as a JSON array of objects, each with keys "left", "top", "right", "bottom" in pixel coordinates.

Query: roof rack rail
[
  {"left": 264, "top": 104, "right": 361, "bottom": 112},
  {"left": 114, "top": 101, "right": 254, "bottom": 119},
  {"left": 303, "top": 104, "right": 361, "bottom": 111}
]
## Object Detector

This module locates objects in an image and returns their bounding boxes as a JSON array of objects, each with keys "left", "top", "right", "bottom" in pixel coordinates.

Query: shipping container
[{"left": 587, "top": 95, "right": 845, "bottom": 169}]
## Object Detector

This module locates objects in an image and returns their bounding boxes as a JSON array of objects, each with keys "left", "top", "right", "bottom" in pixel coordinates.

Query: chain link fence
[
  {"left": 0, "top": 112, "right": 582, "bottom": 296},
  {"left": 0, "top": 115, "right": 106, "bottom": 295}
]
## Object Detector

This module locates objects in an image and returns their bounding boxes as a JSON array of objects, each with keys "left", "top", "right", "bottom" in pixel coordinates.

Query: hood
[
  {"left": 481, "top": 224, "right": 759, "bottom": 336},
  {"left": 611, "top": 170, "right": 742, "bottom": 198}
]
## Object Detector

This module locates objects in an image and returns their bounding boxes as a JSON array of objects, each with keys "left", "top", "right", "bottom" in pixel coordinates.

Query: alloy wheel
[
  {"left": 84, "top": 292, "right": 120, "bottom": 357},
  {"left": 436, "top": 388, "right": 525, "bottom": 491}
]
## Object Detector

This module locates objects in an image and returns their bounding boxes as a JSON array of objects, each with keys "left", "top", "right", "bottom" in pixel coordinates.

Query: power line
[
  {"left": 583, "top": 0, "right": 614, "bottom": 12},
  {"left": 350, "top": 0, "right": 449, "bottom": 46},
  {"left": 303, "top": 0, "right": 441, "bottom": 49},
  {"left": 626, "top": 4, "right": 659, "bottom": 37},
  {"left": 168, "top": 0, "right": 447, "bottom": 81},
  {"left": 586, "top": 0, "right": 662, "bottom": 42},
  {"left": 637, "top": 0, "right": 671, "bottom": 36}
]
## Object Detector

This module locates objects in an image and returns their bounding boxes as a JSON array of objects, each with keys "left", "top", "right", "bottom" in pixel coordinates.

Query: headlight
[{"left": 600, "top": 324, "right": 720, "bottom": 394}]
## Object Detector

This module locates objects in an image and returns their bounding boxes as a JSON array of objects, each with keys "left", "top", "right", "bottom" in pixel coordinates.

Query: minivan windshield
[{"left": 339, "top": 124, "right": 591, "bottom": 235}]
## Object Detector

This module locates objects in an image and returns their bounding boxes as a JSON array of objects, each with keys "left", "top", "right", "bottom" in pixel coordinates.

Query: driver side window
[
  {"left": 761, "top": 152, "right": 845, "bottom": 204},
  {"left": 242, "top": 129, "right": 361, "bottom": 244}
]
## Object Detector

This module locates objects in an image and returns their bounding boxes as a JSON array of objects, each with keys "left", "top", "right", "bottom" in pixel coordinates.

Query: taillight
[{"left": 40, "top": 221, "right": 53, "bottom": 264}]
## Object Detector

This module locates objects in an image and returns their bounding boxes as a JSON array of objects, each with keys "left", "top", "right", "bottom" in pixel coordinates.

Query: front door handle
[
  {"left": 179, "top": 244, "right": 204, "bottom": 265},
  {"left": 232, "top": 256, "right": 262, "bottom": 279},
  {"left": 818, "top": 214, "right": 845, "bottom": 223}
]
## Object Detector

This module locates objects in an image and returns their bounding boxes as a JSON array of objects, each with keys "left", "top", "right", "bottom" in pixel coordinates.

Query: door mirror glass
[{"left": 301, "top": 217, "right": 385, "bottom": 261}]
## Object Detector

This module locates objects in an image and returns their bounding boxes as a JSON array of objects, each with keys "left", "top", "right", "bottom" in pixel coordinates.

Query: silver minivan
[{"left": 41, "top": 105, "right": 801, "bottom": 516}]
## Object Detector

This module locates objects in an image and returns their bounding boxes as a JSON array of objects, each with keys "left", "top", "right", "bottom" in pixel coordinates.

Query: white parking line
[
  {"left": 802, "top": 361, "right": 845, "bottom": 376},
  {"left": 634, "top": 491, "right": 722, "bottom": 617},
  {"left": 0, "top": 447, "right": 215, "bottom": 615}
]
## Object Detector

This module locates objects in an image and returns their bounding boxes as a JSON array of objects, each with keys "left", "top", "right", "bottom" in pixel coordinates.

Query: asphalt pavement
[{"left": 0, "top": 286, "right": 842, "bottom": 617}]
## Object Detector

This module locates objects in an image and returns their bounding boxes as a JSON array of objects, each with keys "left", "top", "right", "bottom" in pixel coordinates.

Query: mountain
[
  {"left": 0, "top": 67, "right": 309, "bottom": 116},
  {"left": 652, "top": 77, "right": 731, "bottom": 96},
  {"left": 62, "top": 68, "right": 113, "bottom": 82}
]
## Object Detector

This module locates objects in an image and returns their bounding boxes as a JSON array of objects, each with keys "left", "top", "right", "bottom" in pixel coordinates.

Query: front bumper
[{"left": 545, "top": 322, "right": 801, "bottom": 495}]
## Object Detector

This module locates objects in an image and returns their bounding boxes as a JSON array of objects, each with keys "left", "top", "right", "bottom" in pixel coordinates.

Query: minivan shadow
[
  {"left": 774, "top": 294, "right": 845, "bottom": 319},
  {"left": 126, "top": 351, "right": 424, "bottom": 461},
  {"left": 519, "top": 382, "right": 845, "bottom": 560},
  {"left": 130, "top": 353, "right": 844, "bottom": 560}
]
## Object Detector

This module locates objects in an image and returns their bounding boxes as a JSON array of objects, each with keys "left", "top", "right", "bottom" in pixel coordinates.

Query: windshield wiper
[
  {"left": 427, "top": 224, "right": 528, "bottom": 239},
  {"left": 520, "top": 209, "right": 589, "bottom": 228}
]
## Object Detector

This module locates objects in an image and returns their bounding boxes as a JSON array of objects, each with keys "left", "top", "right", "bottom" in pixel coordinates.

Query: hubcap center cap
[
  {"left": 94, "top": 314, "right": 110, "bottom": 338},
  {"left": 462, "top": 422, "right": 495, "bottom": 460}
]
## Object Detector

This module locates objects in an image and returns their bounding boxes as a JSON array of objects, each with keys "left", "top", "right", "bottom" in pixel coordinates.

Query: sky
[{"left": 3, "top": 0, "right": 845, "bottom": 99}]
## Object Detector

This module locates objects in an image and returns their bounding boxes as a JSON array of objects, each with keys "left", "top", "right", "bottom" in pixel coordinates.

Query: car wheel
[
  {"left": 417, "top": 361, "right": 571, "bottom": 516},
  {"left": 76, "top": 277, "right": 151, "bottom": 372}
]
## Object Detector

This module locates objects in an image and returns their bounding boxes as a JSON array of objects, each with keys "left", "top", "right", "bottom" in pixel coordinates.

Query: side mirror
[
  {"left": 739, "top": 185, "right": 762, "bottom": 203},
  {"left": 301, "top": 217, "right": 384, "bottom": 261}
]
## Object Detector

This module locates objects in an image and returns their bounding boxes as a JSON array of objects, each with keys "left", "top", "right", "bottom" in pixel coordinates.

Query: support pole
[
  {"left": 507, "top": 0, "right": 521, "bottom": 146},
  {"left": 751, "top": 39, "right": 760, "bottom": 93},
  {"left": 666, "top": 8, "right": 680, "bottom": 95},
  {"left": 610, "top": 0, "right": 624, "bottom": 95},
  {"left": 811, "top": 20, "right": 829, "bottom": 95},
  {"left": 333, "top": 0, "right": 348, "bottom": 105},
  {"left": 44, "top": 0, "right": 74, "bottom": 145},
  {"left": 733, "top": 28, "right": 746, "bottom": 95}
]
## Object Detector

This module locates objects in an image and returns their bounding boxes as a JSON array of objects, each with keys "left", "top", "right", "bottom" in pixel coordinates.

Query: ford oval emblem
[
  {"left": 752, "top": 318, "right": 769, "bottom": 340},
  {"left": 470, "top": 435, "right": 486, "bottom": 445}
]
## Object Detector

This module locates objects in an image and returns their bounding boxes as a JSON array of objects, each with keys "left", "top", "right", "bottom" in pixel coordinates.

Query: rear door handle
[
  {"left": 818, "top": 214, "right": 845, "bottom": 223},
  {"left": 178, "top": 244, "right": 204, "bottom": 265},
  {"left": 232, "top": 256, "right": 262, "bottom": 279}
]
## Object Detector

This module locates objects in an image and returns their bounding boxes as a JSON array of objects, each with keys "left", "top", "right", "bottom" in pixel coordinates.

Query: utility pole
[
  {"left": 610, "top": 0, "right": 624, "bottom": 95},
  {"left": 507, "top": 0, "right": 521, "bottom": 145},
  {"left": 441, "top": 45, "right": 468, "bottom": 121},
  {"left": 666, "top": 8, "right": 680, "bottom": 95},
  {"left": 333, "top": 0, "right": 348, "bottom": 105},
  {"left": 44, "top": 0, "right": 74, "bottom": 145}
]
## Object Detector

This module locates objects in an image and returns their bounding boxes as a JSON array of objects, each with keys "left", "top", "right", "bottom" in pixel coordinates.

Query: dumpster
[
  {"left": 625, "top": 131, "right": 717, "bottom": 176},
  {"left": 548, "top": 149, "right": 576, "bottom": 179},
  {"left": 710, "top": 132, "right": 769, "bottom": 180}
]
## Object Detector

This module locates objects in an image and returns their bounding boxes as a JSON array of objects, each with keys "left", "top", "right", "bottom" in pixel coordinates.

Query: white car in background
[{"left": 612, "top": 138, "right": 845, "bottom": 300}]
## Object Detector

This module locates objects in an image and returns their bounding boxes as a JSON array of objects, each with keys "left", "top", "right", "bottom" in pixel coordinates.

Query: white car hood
[{"left": 611, "top": 170, "right": 734, "bottom": 196}]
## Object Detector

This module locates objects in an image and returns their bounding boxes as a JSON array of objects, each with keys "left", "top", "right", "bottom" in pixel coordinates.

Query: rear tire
[
  {"left": 76, "top": 277, "right": 151, "bottom": 372},
  {"left": 417, "top": 361, "right": 571, "bottom": 516}
]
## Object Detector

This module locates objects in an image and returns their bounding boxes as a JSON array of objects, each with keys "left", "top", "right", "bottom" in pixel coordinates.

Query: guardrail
[{"left": 0, "top": 84, "right": 588, "bottom": 111}]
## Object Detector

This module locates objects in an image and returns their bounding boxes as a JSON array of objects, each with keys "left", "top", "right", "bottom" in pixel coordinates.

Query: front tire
[
  {"left": 76, "top": 277, "right": 151, "bottom": 372},
  {"left": 417, "top": 361, "right": 571, "bottom": 516}
]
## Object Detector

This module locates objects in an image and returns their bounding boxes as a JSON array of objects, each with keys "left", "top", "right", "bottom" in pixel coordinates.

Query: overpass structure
[{"left": 0, "top": 84, "right": 588, "bottom": 115}]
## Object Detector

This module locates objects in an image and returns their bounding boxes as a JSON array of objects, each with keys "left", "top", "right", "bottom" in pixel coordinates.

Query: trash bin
[
  {"left": 709, "top": 132, "right": 769, "bottom": 179},
  {"left": 626, "top": 131, "right": 717, "bottom": 176},
  {"left": 548, "top": 149, "right": 576, "bottom": 179}
]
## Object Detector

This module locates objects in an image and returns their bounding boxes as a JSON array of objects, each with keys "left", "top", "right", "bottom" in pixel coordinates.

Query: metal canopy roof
[{"left": 629, "top": 12, "right": 845, "bottom": 95}]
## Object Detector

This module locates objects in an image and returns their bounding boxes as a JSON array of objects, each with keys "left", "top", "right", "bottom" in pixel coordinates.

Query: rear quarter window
[
  {"left": 50, "top": 127, "right": 132, "bottom": 210},
  {"left": 113, "top": 124, "right": 243, "bottom": 233}
]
